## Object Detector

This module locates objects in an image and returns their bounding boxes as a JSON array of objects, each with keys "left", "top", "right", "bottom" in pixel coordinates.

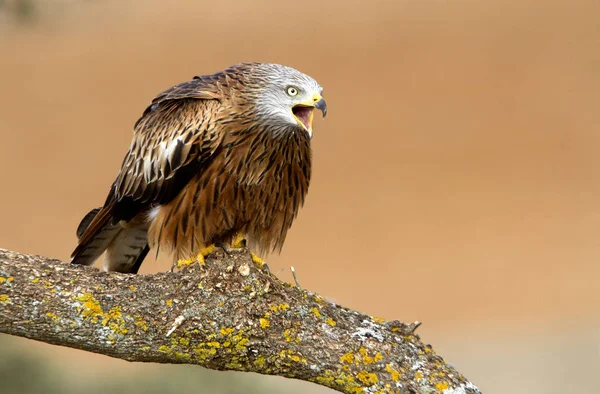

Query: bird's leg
[
  {"left": 174, "top": 245, "right": 216, "bottom": 270},
  {"left": 228, "top": 233, "right": 269, "bottom": 273},
  {"left": 250, "top": 252, "right": 270, "bottom": 273}
]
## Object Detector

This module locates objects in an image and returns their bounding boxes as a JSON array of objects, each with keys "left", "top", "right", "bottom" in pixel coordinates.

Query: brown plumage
[{"left": 71, "top": 62, "right": 327, "bottom": 273}]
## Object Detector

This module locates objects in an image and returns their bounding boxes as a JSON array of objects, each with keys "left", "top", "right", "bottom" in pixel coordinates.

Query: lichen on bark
[{"left": 0, "top": 248, "right": 480, "bottom": 394}]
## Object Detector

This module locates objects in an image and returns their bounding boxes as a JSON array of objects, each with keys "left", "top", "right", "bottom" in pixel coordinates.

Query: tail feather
[
  {"left": 71, "top": 206, "right": 150, "bottom": 273},
  {"left": 103, "top": 226, "right": 149, "bottom": 273},
  {"left": 76, "top": 207, "right": 102, "bottom": 239},
  {"left": 71, "top": 206, "right": 117, "bottom": 266}
]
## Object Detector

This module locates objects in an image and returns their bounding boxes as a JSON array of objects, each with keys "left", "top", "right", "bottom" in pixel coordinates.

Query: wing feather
[{"left": 110, "top": 78, "right": 225, "bottom": 223}]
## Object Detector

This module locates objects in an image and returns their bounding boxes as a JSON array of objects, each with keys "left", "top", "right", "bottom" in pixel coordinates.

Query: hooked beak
[
  {"left": 291, "top": 93, "right": 327, "bottom": 138},
  {"left": 314, "top": 96, "right": 327, "bottom": 118}
]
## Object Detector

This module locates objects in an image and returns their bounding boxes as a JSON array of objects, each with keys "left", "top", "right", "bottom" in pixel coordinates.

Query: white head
[{"left": 246, "top": 63, "right": 327, "bottom": 138}]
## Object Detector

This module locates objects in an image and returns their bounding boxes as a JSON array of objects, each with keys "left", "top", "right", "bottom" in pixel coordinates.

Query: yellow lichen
[
  {"left": 235, "top": 337, "right": 249, "bottom": 352},
  {"left": 289, "top": 354, "right": 303, "bottom": 363},
  {"left": 316, "top": 375, "right": 335, "bottom": 385},
  {"left": 436, "top": 382, "right": 449, "bottom": 391},
  {"left": 179, "top": 337, "right": 190, "bottom": 346},
  {"left": 310, "top": 307, "right": 322, "bottom": 318},
  {"left": 283, "top": 328, "right": 300, "bottom": 343},
  {"left": 352, "top": 347, "right": 382, "bottom": 365},
  {"left": 45, "top": 312, "right": 59, "bottom": 321},
  {"left": 75, "top": 293, "right": 103, "bottom": 323},
  {"left": 175, "top": 352, "right": 191, "bottom": 361},
  {"left": 327, "top": 317, "right": 337, "bottom": 327},
  {"left": 371, "top": 316, "right": 385, "bottom": 324},
  {"left": 316, "top": 371, "right": 363, "bottom": 393},
  {"left": 134, "top": 317, "right": 149, "bottom": 331},
  {"left": 415, "top": 371, "right": 423, "bottom": 380},
  {"left": 385, "top": 363, "right": 401, "bottom": 382},
  {"left": 7, "top": 277, "right": 13, "bottom": 282},
  {"left": 340, "top": 351, "right": 355, "bottom": 364},
  {"left": 279, "top": 349, "right": 307, "bottom": 363},
  {"left": 31, "top": 278, "right": 39, "bottom": 283},
  {"left": 260, "top": 318, "right": 270, "bottom": 328},
  {"left": 129, "top": 285, "right": 137, "bottom": 291},
  {"left": 192, "top": 344, "right": 218, "bottom": 362},
  {"left": 166, "top": 299, "right": 173, "bottom": 307},
  {"left": 0, "top": 277, "right": 5, "bottom": 283},
  {"left": 269, "top": 303, "right": 290, "bottom": 312},
  {"left": 102, "top": 306, "right": 128, "bottom": 335},
  {"left": 357, "top": 371, "right": 378, "bottom": 385},
  {"left": 0, "top": 294, "right": 9, "bottom": 303},
  {"left": 220, "top": 327, "right": 234, "bottom": 336},
  {"left": 254, "top": 355, "right": 266, "bottom": 368},
  {"left": 158, "top": 345, "right": 171, "bottom": 353}
]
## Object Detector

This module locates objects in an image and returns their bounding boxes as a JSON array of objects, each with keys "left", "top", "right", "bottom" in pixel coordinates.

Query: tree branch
[{"left": 0, "top": 248, "right": 480, "bottom": 394}]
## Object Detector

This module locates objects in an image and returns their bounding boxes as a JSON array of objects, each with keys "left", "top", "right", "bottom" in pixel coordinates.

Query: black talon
[{"left": 214, "top": 243, "right": 231, "bottom": 256}]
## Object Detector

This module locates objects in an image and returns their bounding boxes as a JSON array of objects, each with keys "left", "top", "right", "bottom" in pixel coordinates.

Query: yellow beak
[{"left": 291, "top": 93, "right": 327, "bottom": 137}]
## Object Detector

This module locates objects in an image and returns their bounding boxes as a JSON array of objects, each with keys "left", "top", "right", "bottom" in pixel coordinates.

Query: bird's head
[{"left": 247, "top": 63, "right": 327, "bottom": 138}]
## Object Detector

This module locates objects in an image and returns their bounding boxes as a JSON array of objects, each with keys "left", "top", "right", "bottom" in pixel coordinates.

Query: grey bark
[{"left": 0, "top": 248, "right": 480, "bottom": 394}]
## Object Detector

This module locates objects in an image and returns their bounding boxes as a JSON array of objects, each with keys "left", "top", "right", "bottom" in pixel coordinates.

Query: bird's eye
[{"left": 287, "top": 86, "right": 299, "bottom": 96}]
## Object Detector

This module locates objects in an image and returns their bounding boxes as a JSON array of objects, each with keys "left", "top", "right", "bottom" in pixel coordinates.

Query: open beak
[{"left": 291, "top": 93, "right": 327, "bottom": 138}]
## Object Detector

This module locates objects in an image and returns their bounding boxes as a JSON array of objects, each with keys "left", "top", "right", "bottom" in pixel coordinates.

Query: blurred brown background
[{"left": 1, "top": 0, "right": 599, "bottom": 393}]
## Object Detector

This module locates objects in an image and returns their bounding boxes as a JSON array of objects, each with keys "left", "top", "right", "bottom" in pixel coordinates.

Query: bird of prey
[{"left": 71, "top": 62, "right": 327, "bottom": 274}]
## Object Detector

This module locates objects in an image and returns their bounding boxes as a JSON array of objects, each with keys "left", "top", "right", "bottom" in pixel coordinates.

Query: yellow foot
[
  {"left": 175, "top": 245, "right": 216, "bottom": 269},
  {"left": 230, "top": 233, "right": 247, "bottom": 249},
  {"left": 250, "top": 252, "right": 269, "bottom": 273}
]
